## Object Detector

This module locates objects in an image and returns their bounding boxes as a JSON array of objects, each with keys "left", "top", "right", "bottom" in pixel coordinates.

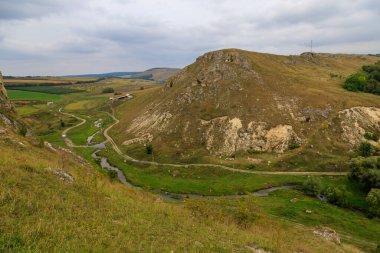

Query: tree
[
  {"left": 302, "top": 176, "right": 322, "bottom": 196},
  {"left": 60, "top": 119, "right": 65, "bottom": 128},
  {"left": 359, "top": 142, "right": 372, "bottom": 157},
  {"left": 323, "top": 186, "right": 350, "bottom": 207},
  {"left": 366, "top": 188, "right": 380, "bottom": 217},
  {"left": 349, "top": 157, "right": 380, "bottom": 191}
]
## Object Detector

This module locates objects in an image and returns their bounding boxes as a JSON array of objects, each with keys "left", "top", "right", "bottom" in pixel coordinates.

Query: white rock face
[
  {"left": 123, "top": 110, "right": 302, "bottom": 155},
  {"left": 127, "top": 111, "right": 173, "bottom": 134},
  {"left": 0, "top": 71, "right": 10, "bottom": 107},
  {"left": 338, "top": 107, "right": 380, "bottom": 146},
  {"left": 201, "top": 117, "right": 301, "bottom": 155},
  {"left": 0, "top": 71, "right": 17, "bottom": 125}
]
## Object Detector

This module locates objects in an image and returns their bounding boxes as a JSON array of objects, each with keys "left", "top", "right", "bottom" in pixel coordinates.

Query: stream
[{"left": 91, "top": 148, "right": 296, "bottom": 202}]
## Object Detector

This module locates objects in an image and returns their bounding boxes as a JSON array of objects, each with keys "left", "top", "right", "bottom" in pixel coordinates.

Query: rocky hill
[
  {"left": 116, "top": 49, "right": 380, "bottom": 159},
  {"left": 0, "top": 71, "right": 17, "bottom": 127}
]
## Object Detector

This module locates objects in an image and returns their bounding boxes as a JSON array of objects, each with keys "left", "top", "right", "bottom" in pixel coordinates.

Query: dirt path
[
  {"left": 60, "top": 108, "right": 106, "bottom": 148},
  {"left": 60, "top": 106, "right": 347, "bottom": 176}
]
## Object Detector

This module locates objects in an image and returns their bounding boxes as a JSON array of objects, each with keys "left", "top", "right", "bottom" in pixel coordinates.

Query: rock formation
[
  {"left": 338, "top": 107, "right": 380, "bottom": 146},
  {"left": 0, "top": 71, "right": 17, "bottom": 126}
]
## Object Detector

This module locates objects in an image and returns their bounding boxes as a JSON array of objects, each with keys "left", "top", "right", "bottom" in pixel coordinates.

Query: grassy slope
[
  {"left": 0, "top": 129, "right": 357, "bottom": 253},
  {"left": 255, "top": 190, "right": 380, "bottom": 243},
  {"left": 185, "top": 191, "right": 380, "bottom": 252}
]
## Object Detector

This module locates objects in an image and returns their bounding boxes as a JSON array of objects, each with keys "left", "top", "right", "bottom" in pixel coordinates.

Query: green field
[
  {"left": 15, "top": 104, "right": 47, "bottom": 115},
  {"left": 8, "top": 90, "right": 61, "bottom": 101},
  {"left": 6, "top": 85, "right": 83, "bottom": 94}
]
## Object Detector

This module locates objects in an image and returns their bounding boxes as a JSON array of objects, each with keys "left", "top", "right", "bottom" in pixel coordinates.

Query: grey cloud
[
  {"left": 0, "top": 0, "right": 86, "bottom": 20},
  {"left": 0, "top": 0, "right": 379, "bottom": 75}
]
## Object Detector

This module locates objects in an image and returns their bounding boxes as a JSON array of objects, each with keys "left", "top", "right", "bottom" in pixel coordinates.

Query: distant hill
[
  {"left": 62, "top": 72, "right": 141, "bottom": 78},
  {"left": 123, "top": 68, "right": 181, "bottom": 82},
  {"left": 62, "top": 68, "right": 181, "bottom": 81}
]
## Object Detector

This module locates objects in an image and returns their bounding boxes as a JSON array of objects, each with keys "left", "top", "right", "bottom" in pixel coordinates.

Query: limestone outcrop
[
  {"left": 0, "top": 71, "right": 17, "bottom": 127},
  {"left": 338, "top": 107, "right": 380, "bottom": 146}
]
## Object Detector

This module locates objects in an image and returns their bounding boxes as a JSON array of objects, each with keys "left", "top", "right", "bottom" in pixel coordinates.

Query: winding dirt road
[
  {"left": 60, "top": 106, "right": 347, "bottom": 176},
  {"left": 102, "top": 109, "right": 347, "bottom": 176}
]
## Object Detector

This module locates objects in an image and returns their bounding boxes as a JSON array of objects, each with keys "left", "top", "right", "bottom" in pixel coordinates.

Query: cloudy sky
[{"left": 0, "top": 0, "right": 379, "bottom": 76}]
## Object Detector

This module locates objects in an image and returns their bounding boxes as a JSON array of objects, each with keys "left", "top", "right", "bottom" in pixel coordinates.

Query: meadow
[
  {"left": 6, "top": 85, "right": 83, "bottom": 94},
  {"left": 8, "top": 90, "right": 61, "bottom": 101}
]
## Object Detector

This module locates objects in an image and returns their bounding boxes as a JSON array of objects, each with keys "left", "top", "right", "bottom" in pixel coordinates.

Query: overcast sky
[{"left": 0, "top": 0, "right": 379, "bottom": 76}]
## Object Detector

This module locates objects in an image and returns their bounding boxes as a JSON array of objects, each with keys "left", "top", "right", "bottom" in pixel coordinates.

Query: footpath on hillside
[{"left": 59, "top": 105, "right": 347, "bottom": 176}]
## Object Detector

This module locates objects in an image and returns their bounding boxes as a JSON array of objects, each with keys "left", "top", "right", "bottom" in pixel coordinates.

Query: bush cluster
[
  {"left": 366, "top": 188, "right": 380, "bottom": 217},
  {"left": 302, "top": 177, "right": 350, "bottom": 207},
  {"left": 102, "top": 87, "right": 114, "bottom": 93},
  {"left": 348, "top": 157, "right": 380, "bottom": 191},
  {"left": 349, "top": 157, "right": 380, "bottom": 217},
  {"left": 343, "top": 61, "right": 380, "bottom": 95},
  {"left": 358, "top": 142, "right": 374, "bottom": 157},
  {"left": 364, "top": 132, "right": 379, "bottom": 142}
]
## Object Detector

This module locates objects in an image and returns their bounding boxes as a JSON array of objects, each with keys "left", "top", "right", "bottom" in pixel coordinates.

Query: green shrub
[
  {"left": 19, "top": 164, "right": 35, "bottom": 172},
  {"left": 108, "top": 170, "right": 118, "bottom": 181},
  {"left": 343, "top": 61, "right": 380, "bottom": 95},
  {"left": 234, "top": 198, "right": 257, "bottom": 228},
  {"left": 289, "top": 143, "right": 300, "bottom": 150},
  {"left": 102, "top": 87, "right": 114, "bottom": 93},
  {"left": 359, "top": 142, "right": 373, "bottom": 157},
  {"left": 323, "top": 186, "right": 350, "bottom": 207},
  {"left": 302, "top": 176, "right": 322, "bottom": 196},
  {"left": 364, "top": 132, "right": 379, "bottom": 141},
  {"left": 246, "top": 164, "right": 256, "bottom": 170},
  {"left": 343, "top": 74, "right": 368, "bottom": 92},
  {"left": 60, "top": 119, "right": 65, "bottom": 128},
  {"left": 366, "top": 188, "right": 380, "bottom": 217},
  {"left": 349, "top": 157, "right": 380, "bottom": 191},
  {"left": 18, "top": 126, "right": 27, "bottom": 137},
  {"left": 146, "top": 144, "right": 153, "bottom": 155}
]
